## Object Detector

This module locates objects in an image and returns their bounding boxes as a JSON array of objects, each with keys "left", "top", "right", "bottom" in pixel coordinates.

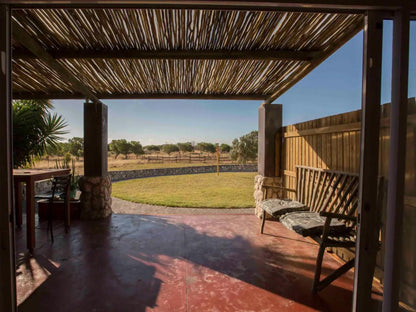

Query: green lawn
[{"left": 112, "top": 172, "right": 256, "bottom": 208}]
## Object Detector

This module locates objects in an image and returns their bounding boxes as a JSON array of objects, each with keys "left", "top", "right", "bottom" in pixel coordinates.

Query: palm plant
[{"left": 13, "top": 99, "right": 68, "bottom": 168}]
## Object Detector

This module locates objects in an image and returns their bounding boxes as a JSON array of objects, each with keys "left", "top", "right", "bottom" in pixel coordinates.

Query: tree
[
  {"left": 177, "top": 142, "right": 194, "bottom": 153},
  {"left": 162, "top": 144, "right": 179, "bottom": 155},
  {"left": 109, "top": 140, "right": 120, "bottom": 159},
  {"left": 130, "top": 141, "right": 144, "bottom": 158},
  {"left": 109, "top": 139, "right": 131, "bottom": 159},
  {"left": 68, "top": 137, "right": 84, "bottom": 159},
  {"left": 144, "top": 145, "right": 160, "bottom": 153},
  {"left": 13, "top": 99, "right": 68, "bottom": 168},
  {"left": 220, "top": 143, "right": 231, "bottom": 153},
  {"left": 230, "top": 130, "right": 258, "bottom": 164},
  {"left": 196, "top": 142, "right": 216, "bottom": 153},
  {"left": 119, "top": 139, "right": 132, "bottom": 159}
]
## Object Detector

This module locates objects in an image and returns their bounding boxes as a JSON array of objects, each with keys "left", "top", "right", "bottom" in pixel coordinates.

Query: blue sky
[{"left": 51, "top": 21, "right": 415, "bottom": 145}]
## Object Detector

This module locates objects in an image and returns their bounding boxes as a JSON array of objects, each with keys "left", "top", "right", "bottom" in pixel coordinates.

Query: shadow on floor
[{"left": 16, "top": 213, "right": 381, "bottom": 311}]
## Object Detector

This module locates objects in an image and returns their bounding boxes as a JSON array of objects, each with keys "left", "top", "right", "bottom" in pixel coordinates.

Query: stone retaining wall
[
  {"left": 34, "top": 164, "right": 257, "bottom": 192},
  {"left": 109, "top": 164, "right": 257, "bottom": 182}
]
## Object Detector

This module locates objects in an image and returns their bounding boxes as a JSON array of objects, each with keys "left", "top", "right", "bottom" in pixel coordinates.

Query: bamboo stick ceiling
[{"left": 11, "top": 9, "right": 363, "bottom": 101}]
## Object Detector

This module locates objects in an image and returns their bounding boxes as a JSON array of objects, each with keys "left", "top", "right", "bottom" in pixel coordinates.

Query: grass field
[{"left": 112, "top": 172, "right": 256, "bottom": 208}]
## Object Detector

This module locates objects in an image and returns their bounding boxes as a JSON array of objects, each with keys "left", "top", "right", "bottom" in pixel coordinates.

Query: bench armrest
[{"left": 319, "top": 212, "right": 356, "bottom": 222}]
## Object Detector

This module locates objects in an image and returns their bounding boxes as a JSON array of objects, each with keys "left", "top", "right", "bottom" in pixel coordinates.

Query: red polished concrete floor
[{"left": 15, "top": 213, "right": 381, "bottom": 312}]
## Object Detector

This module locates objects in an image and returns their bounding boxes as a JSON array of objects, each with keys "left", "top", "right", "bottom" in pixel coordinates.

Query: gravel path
[{"left": 112, "top": 197, "right": 254, "bottom": 215}]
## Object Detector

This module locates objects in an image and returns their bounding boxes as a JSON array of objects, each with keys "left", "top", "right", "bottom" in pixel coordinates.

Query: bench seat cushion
[
  {"left": 280, "top": 211, "right": 349, "bottom": 237},
  {"left": 260, "top": 199, "right": 308, "bottom": 217}
]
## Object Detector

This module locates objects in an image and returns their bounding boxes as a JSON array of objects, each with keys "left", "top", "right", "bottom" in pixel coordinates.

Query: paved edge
[{"left": 111, "top": 197, "right": 255, "bottom": 215}]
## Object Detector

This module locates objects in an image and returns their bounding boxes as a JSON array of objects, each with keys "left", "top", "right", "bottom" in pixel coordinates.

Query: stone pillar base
[
  {"left": 253, "top": 175, "right": 283, "bottom": 218},
  {"left": 79, "top": 175, "right": 112, "bottom": 219}
]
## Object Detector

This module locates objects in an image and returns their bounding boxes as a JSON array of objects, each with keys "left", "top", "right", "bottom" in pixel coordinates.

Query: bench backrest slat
[{"left": 295, "top": 166, "right": 360, "bottom": 221}]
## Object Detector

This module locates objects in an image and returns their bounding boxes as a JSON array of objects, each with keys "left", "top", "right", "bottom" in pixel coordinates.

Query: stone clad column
[
  {"left": 79, "top": 101, "right": 112, "bottom": 219},
  {"left": 254, "top": 103, "right": 283, "bottom": 218}
]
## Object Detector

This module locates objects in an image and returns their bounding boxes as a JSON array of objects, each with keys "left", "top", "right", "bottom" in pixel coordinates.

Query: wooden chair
[{"left": 35, "top": 174, "right": 71, "bottom": 242}]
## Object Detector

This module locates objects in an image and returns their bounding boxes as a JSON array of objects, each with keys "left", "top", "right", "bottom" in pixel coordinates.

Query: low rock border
[
  {"left": 109, "top": 164, "right": 257, "bottom": 182},
  {"left": 34, "top": 164, "right": 257, "bottom": 192}
]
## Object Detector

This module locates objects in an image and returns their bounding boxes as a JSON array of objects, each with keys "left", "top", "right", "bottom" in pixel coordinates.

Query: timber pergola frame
[
  {"left": 9, "top": 8, "right": 364, "bottom": 101},
  {"left": 0, "top": 1, "right": 415, "bottom": 312}
]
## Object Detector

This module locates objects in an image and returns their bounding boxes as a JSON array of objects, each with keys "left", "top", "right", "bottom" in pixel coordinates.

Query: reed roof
[{"left": 11, "top": 8, "right": 363, "bottom": 101}]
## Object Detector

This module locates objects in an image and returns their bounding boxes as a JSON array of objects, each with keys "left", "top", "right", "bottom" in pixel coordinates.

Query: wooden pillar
[
  {"left": 353, "top": 11, "right": 383, "bottom": 311},
  {"left": 80, "top": 101, "right": 112, "bottom": 219},
  {"left": 258, "top": 103, "right": 282, "bottom": 177},
  {"left": 383, "top": 8, "right": 410, "bottom": 312},
  {"left": 0, "top": 4, "right": 16, "bottom": 312},
  {"left": 84, "top": 101, "right": 108, "bottom": 177}
]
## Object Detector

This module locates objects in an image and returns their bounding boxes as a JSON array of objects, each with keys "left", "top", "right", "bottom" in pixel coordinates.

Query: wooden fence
[
  {"left": 143, "top": 154, "right": 233, "bottom": 163},
  {"left": 278, "top": 98, "right": 416, "bottom": 308}
]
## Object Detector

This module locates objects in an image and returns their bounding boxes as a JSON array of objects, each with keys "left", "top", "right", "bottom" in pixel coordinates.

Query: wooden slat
[
  {"left": 12, "top": 21, "right": 100, "bottom": 102},
  {"left": 310, "top": 170, "right": 321, "bottom": 210},
  {"left": 12, "top": 91, "right": 269, "bottom": 100},
  {"left": 13, "top": 47, "right": 322, "bottom": 61},
  {"left": 263, "top": 18, "right": 363, "bottom": 104},
  {"left": 11, "top": 9, "right": 364, "bottom": 102},
  {"left": 6, "top": 0, "right": 407, "bottom": 11}
]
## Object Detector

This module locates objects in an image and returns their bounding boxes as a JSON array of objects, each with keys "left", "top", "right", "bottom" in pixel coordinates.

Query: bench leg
[
  {"left": 316, "top": 258, "right": 355, "bottom": 292},
  {"left": 312, "top": 242, "right": 326, "bottom": 293},
  {"left": 260, "top": 209, "right": 266, "bottom": 234}
]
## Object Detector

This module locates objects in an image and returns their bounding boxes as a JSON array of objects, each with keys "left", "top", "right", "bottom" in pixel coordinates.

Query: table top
[{"left": 13, "top": 168, "right": 70, "bottom": 181}]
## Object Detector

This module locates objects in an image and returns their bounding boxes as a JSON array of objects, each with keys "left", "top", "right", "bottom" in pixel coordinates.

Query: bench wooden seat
[
  {"left": 261, "top": 198, "right": 307, "bottom": 216},
  {"left": 280, "top": 211, "right": 350, "bottom": 237},
  {"left": 259, "top": 165, "right": 374, "bottom": 293}
]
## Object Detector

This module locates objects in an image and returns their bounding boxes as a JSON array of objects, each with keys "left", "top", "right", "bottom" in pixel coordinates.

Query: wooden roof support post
[
  {"left": 258, "top": 103, "right": 282, "bottom": 177},
  {"left": 0, "top": 4, "right": 17, "bottom": 312},
  {"left": 383, "top": 7, "right": 410, "bottom": 312},
  {"left": 353, "top": 10, "right": 383, "bottom": 311}
]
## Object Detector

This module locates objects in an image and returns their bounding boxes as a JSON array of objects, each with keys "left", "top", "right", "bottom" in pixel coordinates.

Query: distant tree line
[
  {"left": 13, "top": 98, "right": 258, "bottom": 167},
  {"left": 45, "top": 133, "right": 258, "bottom": 164}
]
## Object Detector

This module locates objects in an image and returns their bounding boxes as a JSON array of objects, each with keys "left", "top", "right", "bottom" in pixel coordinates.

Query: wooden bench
[{"left": 260, "top": 166, "right": 381, "bottom": 293}]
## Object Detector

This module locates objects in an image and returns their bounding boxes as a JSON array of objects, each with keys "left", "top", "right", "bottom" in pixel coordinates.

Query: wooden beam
[
  {"left": 0, "top": 4, "right": 17, "bottom": 312},
  {"left": 383, "top": 7, "right": 410, "bottom": 312},
  {"left": 352, "top": 11, "right": 383, "bottom": 311},
  {"left": 13, "top": 48, "right": 322, "bottom": 61},
  {"left": 12, "top": 21, "right": 101, "bottom": 103},
  {"left": 12, "top": 92, "right": 269, "bottom": 100},
  {"left": 263, "top": 18, "right": 363, "bottom": 104},
  {"left": 4, "top": 0, "right": 410, "bottom": 11}
]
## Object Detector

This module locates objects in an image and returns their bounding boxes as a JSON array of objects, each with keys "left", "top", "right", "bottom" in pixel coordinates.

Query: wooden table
[{"left": 13, "top": 168, "right": 70, "bottom": 251}]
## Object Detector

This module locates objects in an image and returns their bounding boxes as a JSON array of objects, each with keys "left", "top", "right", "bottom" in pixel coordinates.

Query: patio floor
[{"left": 15, "top": 212, "right": 380, "bottom": 312}]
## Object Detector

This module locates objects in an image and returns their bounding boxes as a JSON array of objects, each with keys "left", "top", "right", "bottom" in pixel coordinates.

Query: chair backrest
[
  {"left": 51, "top": 174, "right": 72, "bottom": 198},
  {"left": 295, "top": 166, "right": 360, "bottom": 217}
]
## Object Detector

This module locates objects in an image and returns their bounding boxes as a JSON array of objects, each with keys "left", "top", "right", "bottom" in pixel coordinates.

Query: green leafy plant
[{"left": 13, "top": 99, "right": 68, "bottom": 168}]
